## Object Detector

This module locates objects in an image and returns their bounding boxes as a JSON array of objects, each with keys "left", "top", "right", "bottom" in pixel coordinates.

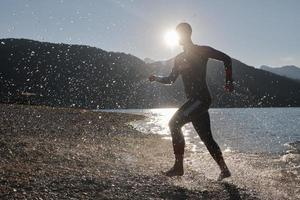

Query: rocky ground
[{"left": 0, "top": 104, "right": 298, "bottom": 199}]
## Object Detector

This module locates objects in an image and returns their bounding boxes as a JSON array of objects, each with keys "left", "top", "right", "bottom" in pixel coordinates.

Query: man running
[{"left": 149, "top": 22, "right": 233, "bottom": 180}]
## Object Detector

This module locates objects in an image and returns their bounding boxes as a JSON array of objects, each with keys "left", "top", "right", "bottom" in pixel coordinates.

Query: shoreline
[{"left": 0, "top": 104, "right": 299, "bottom": 199}]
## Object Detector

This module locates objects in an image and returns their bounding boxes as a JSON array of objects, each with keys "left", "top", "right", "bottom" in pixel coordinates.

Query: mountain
[
  {"left": 261, "top": 65, "right": 300, "bottom": 81},
  {"left": 1, "top": 38, "right": 300, "bottom": 109},
  {"left": 144, "top": 57, "right": 156, "bottom": 64}
]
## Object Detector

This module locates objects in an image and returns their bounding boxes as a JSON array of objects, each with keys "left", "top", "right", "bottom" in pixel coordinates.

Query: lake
[{"left": 101, "top": 108, "right": 300, "bottom": 154}]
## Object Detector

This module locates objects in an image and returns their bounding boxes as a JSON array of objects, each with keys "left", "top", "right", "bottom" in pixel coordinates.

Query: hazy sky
[{"left": 1, "top": 0, "right": 299, "bottom": 67}]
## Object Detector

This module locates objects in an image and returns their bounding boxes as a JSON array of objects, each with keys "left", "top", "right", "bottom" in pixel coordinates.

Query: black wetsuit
[{"left": 155, "top": 44, "right": 232, "bottom": 158}]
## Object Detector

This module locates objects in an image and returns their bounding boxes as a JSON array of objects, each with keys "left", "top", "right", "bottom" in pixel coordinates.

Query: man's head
[{"left": 176, "top": 22, "right": 192, "bottom": 46}]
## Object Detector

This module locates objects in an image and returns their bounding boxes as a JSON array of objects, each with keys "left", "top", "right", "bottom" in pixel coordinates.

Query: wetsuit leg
[
  {"left": 169, "top": 98, "right": 208, "bottom": 155},
  {"left": 191, "top": 112, "right": 223, "bottom": 166}
]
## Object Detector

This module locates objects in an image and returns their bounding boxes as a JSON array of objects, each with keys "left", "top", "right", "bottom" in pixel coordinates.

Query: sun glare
[{"left": 164, "top": 30, "right": 179, "bottom": 48}]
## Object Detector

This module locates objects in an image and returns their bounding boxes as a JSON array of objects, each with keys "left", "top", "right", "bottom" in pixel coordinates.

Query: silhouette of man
[{"left": 149, "top": 23, "right": 233, "bottom": 180}]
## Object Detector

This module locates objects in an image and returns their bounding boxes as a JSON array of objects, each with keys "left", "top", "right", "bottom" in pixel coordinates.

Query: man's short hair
[{"left": 176, "top": 23, "right": 192, "bottom": 36}]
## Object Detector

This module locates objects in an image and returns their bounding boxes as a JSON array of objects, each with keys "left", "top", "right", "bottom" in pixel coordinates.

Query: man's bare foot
[
  {"left": 163, "top": 166, "right": 184, "bottom": 177},
  {"left": 217, "top": 169, "right": 231, "bottom": 181}
]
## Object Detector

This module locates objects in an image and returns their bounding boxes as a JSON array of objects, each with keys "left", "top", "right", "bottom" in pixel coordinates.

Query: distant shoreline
[{"left": 1, "top": 102, "right": 300, "bottom": 110}]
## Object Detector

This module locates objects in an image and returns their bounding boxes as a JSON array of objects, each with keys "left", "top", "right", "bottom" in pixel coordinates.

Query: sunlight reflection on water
[{"left": 100, "top": 108, "right": 300, "bottom": 154}]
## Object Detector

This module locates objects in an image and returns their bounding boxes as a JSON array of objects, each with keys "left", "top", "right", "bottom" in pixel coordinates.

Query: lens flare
[{"left": 164, "top": 30, "right": 179, "bottom": 48}]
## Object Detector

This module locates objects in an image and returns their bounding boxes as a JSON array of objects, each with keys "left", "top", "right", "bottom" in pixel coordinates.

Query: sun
[{"left": 164, "top": 30, "right": 179, "bottom": 48}]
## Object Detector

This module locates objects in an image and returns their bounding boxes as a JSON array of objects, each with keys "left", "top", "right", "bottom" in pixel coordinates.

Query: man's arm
[
  {"left": 149, "top": 58, "right": 180, "bottom": 84},
  {"left": 203, "top": 46, "right": 233, "bottom": 91}
]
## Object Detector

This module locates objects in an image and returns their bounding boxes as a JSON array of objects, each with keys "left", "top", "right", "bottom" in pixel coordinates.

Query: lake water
[{"left": 102, "top": 108, "right": 300, "bottom": 154}]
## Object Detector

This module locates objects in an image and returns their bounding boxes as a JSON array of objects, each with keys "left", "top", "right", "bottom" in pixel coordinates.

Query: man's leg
[
  {"left": 192, "top": 112, "right": 231, "bottom": 180},
  {"left": 163, "top": 99, "right": 194, "bottom": 176}
]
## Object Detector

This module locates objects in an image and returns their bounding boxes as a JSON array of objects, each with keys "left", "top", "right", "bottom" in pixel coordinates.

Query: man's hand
[
  {"left": 224, "top": 81, "right": 234, "bottom": 92},
  {"left": 148, "top": 75, "right": 156, "bottom": 82}
]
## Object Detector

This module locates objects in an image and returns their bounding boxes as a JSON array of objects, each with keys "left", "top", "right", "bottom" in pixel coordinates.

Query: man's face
[{"left": 176, "top": 28, "right": 191, "bottom": 46}]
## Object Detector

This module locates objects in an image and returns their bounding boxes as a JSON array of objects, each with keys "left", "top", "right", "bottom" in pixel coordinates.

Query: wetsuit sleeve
[
  {"left": 203, "top": 46, "right": 233, "bottom": 82},
  {"left": 155, "top": 59, "right": 180, "bottom": 84}
]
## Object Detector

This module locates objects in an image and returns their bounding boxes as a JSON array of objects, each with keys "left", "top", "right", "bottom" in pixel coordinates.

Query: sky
[{"left": 0, "top": 0, "right": 299, "bottom": 67}]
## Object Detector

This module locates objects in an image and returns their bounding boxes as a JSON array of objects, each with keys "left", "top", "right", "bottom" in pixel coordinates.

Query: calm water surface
[{"left": 101, "top": 108, "right": 300, "bottom": 154}]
